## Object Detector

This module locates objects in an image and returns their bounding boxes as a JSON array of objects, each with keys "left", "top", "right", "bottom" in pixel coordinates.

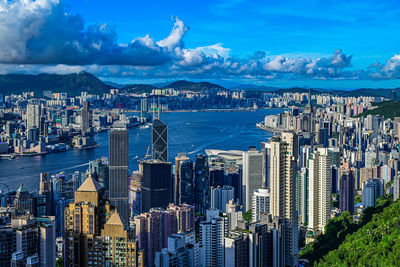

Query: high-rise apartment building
[
  {"left": 109, "top": 127, "right": 129, "bottom": 223},
  {"left": 307, "top": 148, "right": 331, "bottom": 233},
  {"left": 362, "top": 178, "right": 384, "bottom": 208},
  {"left": 269, "top": 132, "right": 298, "bottom": 266},
  {"left": 26, "top": 103, "right": 40, "bottom": 130},
  {"left": 242, "top": 147, "right": 264, "bottom": 211},
  {"left": 200, "top": 210, "right": 225, "bottom": 267},
  {"left": 394, "top": 175, "right": 400, "bottom": 202},
  {"left": 81, "top": 101, "right": 93, "bottom": 135},
  {"left": 152, "top": 119, "right": 168, "bottom": 162},
  {"left": 141, "top": 159, "right": 172, "bottom": 212},
  {"left": 252, "top": 186, "right": 270, "bottom": 222}
]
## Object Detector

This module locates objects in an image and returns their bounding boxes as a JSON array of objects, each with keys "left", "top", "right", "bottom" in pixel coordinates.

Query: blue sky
[{"left": 0, "top": 0, "right": 400, "bottom": 88}]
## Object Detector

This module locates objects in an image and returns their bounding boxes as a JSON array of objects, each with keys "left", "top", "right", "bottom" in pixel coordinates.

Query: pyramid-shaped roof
[
  {"left": 106, "top": 212, "right": 124, "bottom": 226},
  {"left": 77, "top": 173, "right": 102, "bottom": 192}
]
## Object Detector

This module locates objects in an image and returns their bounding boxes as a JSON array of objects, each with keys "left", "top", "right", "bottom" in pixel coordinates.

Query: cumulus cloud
[{"left": 0, "top": 0, "right": 399, "bottom": 81}]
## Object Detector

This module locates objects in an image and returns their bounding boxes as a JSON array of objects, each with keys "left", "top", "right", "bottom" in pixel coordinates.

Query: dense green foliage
[
  {"left": 0, "top": 72, "right": 111, "bottom": 96},
  {"left": 243, "top": 209, "right": 252, "bottom": 222},
  {"left": 356, "top": 101, "right": 400, "bottom": 120},
  {"left": 316, "top": 195, "right": 399, "bottom": 266},
  {"left": 56, "top": 257, "right": 63, "bottom": 267},
  {"left": 299, "top": 195, "right": 392, "bottom": 265}
]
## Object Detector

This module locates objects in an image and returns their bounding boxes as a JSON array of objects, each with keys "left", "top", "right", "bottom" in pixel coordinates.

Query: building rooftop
[
  {"left": 106, "top": 212, "right": 124, "bottom": 226},
  {"left": 76, "top": 174, "right": 102, "bottom": 192}
]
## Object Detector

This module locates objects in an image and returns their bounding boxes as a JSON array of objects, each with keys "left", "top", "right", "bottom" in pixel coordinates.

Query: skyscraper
[
  {"left": 101, "top": 212, "right": 144, "bottom": 266},
  {"left": 64, "top": 174, "right": 111, "bottom": 266},
  {"left": 179, "top": 159, "right": 194, "bottom": 205},
  {"left": 194, "top": 154, "right": 209, "bottom": 213},
  {"left": 339, "top": 171, "right": 355, "bottom": 214},
  {"left": 141, "top": 159, "right": 172, "bottom": 212},
  {"left": 81, "top": 101, "right": 92, "bottom": 135},
  {"left": 269, "top": 132, "right": 298, "bottom": 266},
  {"left": 307, "top": 148, "right": 331, "bottom": 233},
  {"left": 109, "top": 127, "right": 129, "bottom": 223},
  {"left": 362, "top": 178, "right": 384, "bottom": 208},
  {"left": 26, "top": 103, "right": 40, "bottom": 130},
  {"left": 200, "top": 210, "right": 225, "bottom": 267},
  {"left": 242, "top": 147, "right": 264, "bottom": 211},
  {"left": 152, "top": 119, "right": 168, "bottom": 162},
  {"left": 174, "top": 153, "right": 189, "bottom": 204},
  {"left": 394, "top": 175, "right": 400, "bottom": 202}
]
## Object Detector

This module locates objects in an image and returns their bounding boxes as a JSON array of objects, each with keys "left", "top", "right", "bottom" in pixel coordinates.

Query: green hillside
[
  {"left": 300, "top": 195, "right": 399, "bottom": 266},
  {"left": 356, "top": 101, "right": 400, "bottom": 119}
]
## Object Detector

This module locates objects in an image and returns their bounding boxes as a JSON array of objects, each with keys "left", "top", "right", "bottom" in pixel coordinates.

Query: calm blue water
[{"left": 0, "top": 109, "right": 282, "bottom": 191}]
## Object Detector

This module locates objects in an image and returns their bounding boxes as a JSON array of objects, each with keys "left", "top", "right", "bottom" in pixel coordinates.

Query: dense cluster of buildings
[{"left": 0, "top": 89, "right": 400, "bottom": 266}]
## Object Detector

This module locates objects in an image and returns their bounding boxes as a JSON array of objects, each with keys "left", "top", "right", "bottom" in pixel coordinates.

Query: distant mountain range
[{"left": 0, "top": 72, "right": 399, "bottom": 98}]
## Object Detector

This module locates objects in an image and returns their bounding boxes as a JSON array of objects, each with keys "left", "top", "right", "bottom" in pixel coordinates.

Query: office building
[
  {"left": 269, "top": 132, "right": 298, "bottom": 266},
  {"left": 102, "top": 212, "right": 144, "bottom": 266},
  {"left": 109, "top": 127, "right": 129, "bottom": 223},
  {"left": 0, "top": 225, "right": 16, "bottom": 266},
  {"left": 179, "top": 159, "right": 194, "bottom": 205},
  {"left": 167, "top": 203, "right": 195, "bottom": 233},
  {"left": 141, "top": 159, "right": 172, "bottom": 212},
  {"left": 152, "top": 119, "right": 168, "bottom": 162},
  {"left": 174, "top": 153, "right": 189, "bottom": 204},
  {"left": 194, "top": 154, "right": 209, "bottom": 213},
  {"left": 340, "top": 171, "right": 355, "bottom": 214},
  {"left": 39, "top": 222, "right": 56, "bottom": 267},
  {"left": 64, "top": 174, "right": 111, "bottom": 266},
  {"left": 242, "top": 147, "right": 264, "bottom": 211},
  {"left": 11, "top": 250, "right": 24, "bottom": 267}
]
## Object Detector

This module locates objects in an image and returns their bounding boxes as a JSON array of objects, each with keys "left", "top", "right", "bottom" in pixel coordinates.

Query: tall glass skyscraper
[
  {"left": 109, "top": 127, "right": 129, "bottom": 223},
  {"left": 152, "top": 119, "right": 168, "bottom": 162}
]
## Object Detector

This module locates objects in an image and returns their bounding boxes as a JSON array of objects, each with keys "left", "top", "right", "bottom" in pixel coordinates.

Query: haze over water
[{"left": 0, "top": 109, "right": 282, "bottom": 192}]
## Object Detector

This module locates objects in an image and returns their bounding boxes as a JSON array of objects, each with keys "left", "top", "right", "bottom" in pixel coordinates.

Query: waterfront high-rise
[
  {"left": 141, "top": 159, "right": 172, "bottom": 212},
  {"left": 242, "top": 147, "right": 264, "bottom": 211},
  {"left": 109, "top": 127, "right": 129, "bottom": 223},
  {"left": 152, "top": 119, "right": 168, "bottom": 162},
  {"left": 269, "top": 132, "right": 298, "bottom": 266},
  {"left": 81, "top": 101, "right": 92, "bottom": 135}
]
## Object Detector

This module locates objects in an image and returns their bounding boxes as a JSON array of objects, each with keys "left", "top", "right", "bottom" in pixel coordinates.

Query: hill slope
[
  {"left": 316, "top": 196, "right": 400, "bottom": 266},
  {"left": 299, "top": 195, "right": 395, "bottom": 265},
  {"left": 356, "top": 101, "right": 400, "bottom": 119}
]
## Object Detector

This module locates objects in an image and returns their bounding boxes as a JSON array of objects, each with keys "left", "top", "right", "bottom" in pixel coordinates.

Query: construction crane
[{"left": 138, "top": 145, "right": 151, "bottom": 163}]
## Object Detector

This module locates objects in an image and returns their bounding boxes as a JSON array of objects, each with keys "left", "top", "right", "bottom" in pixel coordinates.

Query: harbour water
[{"left": 0, "top": 109, "right": 283, "bottom": 191}]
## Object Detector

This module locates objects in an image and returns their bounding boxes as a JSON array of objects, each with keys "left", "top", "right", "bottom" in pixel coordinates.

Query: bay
[{"left": 0, "top": 109, "right": 282, "bottom": 192}]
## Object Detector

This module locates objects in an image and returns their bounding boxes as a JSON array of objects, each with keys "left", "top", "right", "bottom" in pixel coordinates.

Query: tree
[{"left": 243, "top": 209, "right": 252, "bottom": 222}]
